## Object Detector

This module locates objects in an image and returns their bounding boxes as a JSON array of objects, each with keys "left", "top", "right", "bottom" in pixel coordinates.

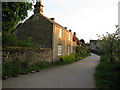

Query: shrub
[
  {"left": 2, "top": 53, "right": 90, "bottom": 79},
  {"left": 2, "top": 60, "right": 54, "bottom": 79},
  {"left": 30, "top": 61, "right": 51, "bottom": 71},
  {"left": 20, "top": 60, "right": 30, "bottom": 73},
  {"left": 74, "top": 53, "right": 91, "bottom": 61},
  {"left": 2, "top": 32, "right": 39, "bottom": 47},
  {"left": 74, "top": 53, "right": 82, "bottom": 61},
  {"left": 2, "top": 31, "right": 18, "bottom": 47},
  {"left": 76, "top": 46, "right": 86, "bottom": 55},
  {"left": 60, "top": 55, "right": 75, "bottom": 64},
  {"left": 2, "top": 59, "right": 21, "bottom": 77}
]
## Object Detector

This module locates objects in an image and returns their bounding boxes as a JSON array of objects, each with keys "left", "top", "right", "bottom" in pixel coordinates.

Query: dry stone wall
[{"left": 3, "top": 47, "right": 52, "bottom": 63}]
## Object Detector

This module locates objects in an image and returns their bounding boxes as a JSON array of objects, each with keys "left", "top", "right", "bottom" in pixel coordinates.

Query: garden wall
[{"left": 2, "top": 47, "right": 53, "bottom": 63}]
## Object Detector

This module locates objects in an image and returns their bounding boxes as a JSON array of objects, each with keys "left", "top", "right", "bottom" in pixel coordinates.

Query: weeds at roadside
[
  {"left": 94, "top": 54, "right": 120, "bottom": 88},
  {"left": 2, "top": 53, "right": 90, "bottom": 80}
]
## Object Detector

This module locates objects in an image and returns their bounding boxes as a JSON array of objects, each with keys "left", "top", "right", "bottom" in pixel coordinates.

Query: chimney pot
[
  {"left": 69, "top": 29, "right": 72, "bottom": 32},
  {"left": 64, "top": 27, "right": 67, "bottom": 29},
  {"left": 73, "top": 32, "right": 76, "bottom": 36},
  {"left": 50, "top": 18, "right": 55, "bottom": 20}
]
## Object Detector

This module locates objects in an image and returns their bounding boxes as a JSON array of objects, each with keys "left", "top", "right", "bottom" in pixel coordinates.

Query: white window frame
[
  {"left": 59, "top": 28, "right": 62, "bottom": 38},
  {"left": 68, "top": 33, "right": 71, "bottom": 41},
  {"left": 67, "top": 45, "right": 70, "bottom": 55},
  {"left": 58, "top": 45, "right": 62, "bottom": 56}
]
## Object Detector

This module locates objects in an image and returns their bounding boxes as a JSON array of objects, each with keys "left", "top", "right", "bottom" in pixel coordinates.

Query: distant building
[
  {"left": 89, "top": 40, "right": 99, "bottom": 50},
  {"left": 14, "top": 0, "right": 79, "bottom": 60},
  {"left": 85, "top": 43, "right": 90, "bottom": 49}
]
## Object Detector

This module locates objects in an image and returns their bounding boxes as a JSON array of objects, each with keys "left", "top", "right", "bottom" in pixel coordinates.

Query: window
[
  {"left": 58, "top": 45, "right": 62, "bottom": 56},
  {"left": 94, "top": 42, "right": 97, "bottom": 45},
  {"left": 59, "top": 28, "right": 62, "bottom": 38},
  {"left": 73, "top": 47, "right": 75, "bottom": 53},
  {"left": 68, "top": 33, "right": 71, "bottom": 41},
  {"left": 67, "top": 45, "right": 71, "bottom": 55}
]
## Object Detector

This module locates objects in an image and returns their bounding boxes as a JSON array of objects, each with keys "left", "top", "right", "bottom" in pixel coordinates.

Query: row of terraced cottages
[{"left": 13, "top": 1, "right": 80, "bottom": 60}]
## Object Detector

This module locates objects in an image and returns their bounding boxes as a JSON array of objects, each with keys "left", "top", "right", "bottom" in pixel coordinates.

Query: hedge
[{"left": 60, "top": 55, "right": 76, "bottom": 64}]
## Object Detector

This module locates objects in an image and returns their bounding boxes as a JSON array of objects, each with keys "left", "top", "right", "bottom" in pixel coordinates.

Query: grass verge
[{"left": 94, "top": 54, "right": 120, "bottom": 88}]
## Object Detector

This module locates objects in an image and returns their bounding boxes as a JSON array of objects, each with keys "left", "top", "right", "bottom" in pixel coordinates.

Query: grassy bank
[
  {"left": 94, "top": 54, "right": 120, "bottom": 88},
  {"left": 3, "top": 53, "right": 90, "bottom": 80}
]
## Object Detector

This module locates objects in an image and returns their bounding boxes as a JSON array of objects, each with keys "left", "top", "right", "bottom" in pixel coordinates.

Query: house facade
[
  {"left": 90, "top": 40, "right": 99, "bottom": 50},
  {"left": 14, "top": 1, "right": 79, "bottom": 61}
]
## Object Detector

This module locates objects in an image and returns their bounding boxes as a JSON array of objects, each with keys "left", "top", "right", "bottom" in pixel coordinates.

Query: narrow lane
[{"left": 3, "top": 53, "right": 100, "bottom": 88}]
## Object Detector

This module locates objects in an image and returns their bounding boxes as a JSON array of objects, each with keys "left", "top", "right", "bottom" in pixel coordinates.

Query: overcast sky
[{"left": 29, "top": 0, "right": 119, "bottom": 43}]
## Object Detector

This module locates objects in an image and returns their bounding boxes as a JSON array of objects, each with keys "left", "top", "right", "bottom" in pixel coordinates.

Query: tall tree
[{"left": 2, "top": 1, "right": 33, "bottom": 32}]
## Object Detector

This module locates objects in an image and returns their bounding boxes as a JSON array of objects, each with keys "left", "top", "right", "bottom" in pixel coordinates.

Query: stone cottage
[
  {"left": 90, "top": 40, "right": 99, "bottom": 50},
  {"left": 14, "top": 1, "right": 79, "bottom": 61}
]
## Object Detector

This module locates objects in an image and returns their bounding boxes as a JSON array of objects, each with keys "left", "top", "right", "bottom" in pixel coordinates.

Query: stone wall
[{"left": 3, "top": 47, "right": 53, "bottom": 63}]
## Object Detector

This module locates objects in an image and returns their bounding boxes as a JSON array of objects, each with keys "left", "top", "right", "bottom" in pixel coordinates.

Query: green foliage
[
  {"left": 97, "top": 30, "right": 120, "bottom": 63},
  {"left": 2, "top": 59, "right": 65, "bottom": 79},
  {"left": 98, "top": 33, "right": 114, "bottom": 54},
  {"left": 94, "top": 54, "right": 120, "bottom": 88},
  {"left": 60, "top": 55, "right": 76, "bottom": 64},
  {"left": 20, "top": 60, "right": 30, "bottom": 73},
  {"left": 30, "top": 61, "right": 51, "bottom": 71},
  {"left": 74, "top": 53, "right": 83, "bottom": 61},
  {"left": 75, "top": 45, "right": 91, "bottom": 61},
  {"left": 2, "top": 32, "right": 17, "bottom": 46},
  {"left": 18, "top": 37, "right": 39, "bottom": 47},
  {"left": 2, "top": 2, "right": 32, "bottom": 32},
  {"left": 2, "top": 53, "right": 90, "bottom": 79},
  {"left": 2, "top": 2, "right": 39, "bottom": 47},
  {"left": 2, "top": 32, "right": 39, "bottom": 47},
  {"left": 2, "top": 60, "right": 50, "bottom": 79},
  {"left": 3, "top": 59, "right": 22, "bottom": 77},
  {"left": 76, "top": 45, "right": 86, "bottom": 55}
]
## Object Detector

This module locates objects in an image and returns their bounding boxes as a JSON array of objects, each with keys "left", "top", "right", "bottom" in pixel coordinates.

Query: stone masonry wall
[
  {"left": 3, "top": 47, "right": 52, "bottom": 63},
  {"left": 14, "top": 13, "right": 53, "bottom": 48}
]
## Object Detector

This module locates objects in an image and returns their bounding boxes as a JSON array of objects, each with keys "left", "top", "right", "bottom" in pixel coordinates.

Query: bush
[
  {"left": 2, "top": 32, "right": 39, "bottom": 47},
  {"left": 3, "top": 59, "right": 21, "bottom": 77},
  {"left": 60, "top": 55, "right": 76, "bottom": 64},
  {"left": 30, "top": 61, "right": 51, "bottom": 71},
  {"left": 2, "top": 60, "right": 50, "bottom": 79},
  {"left": 76, "top": 46, "right": 86, "bottom": 55},
  {"left": 2, "top": 54, "right": 90, "bottom": 79},
  {"left": 2, "top": 32, "right": 18, "bottom": 47},
  {"left": 74, "top": 53, "right": 82, "bottom": 61},
  {"left": 74, "top": 53, "right": 91, "bottom": 61},
  {"left": 2, "top": 59, "right": 62, "bottom": 79},
  {"left": 20, "top": 60, "right": 30, "bottom": 73}
]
